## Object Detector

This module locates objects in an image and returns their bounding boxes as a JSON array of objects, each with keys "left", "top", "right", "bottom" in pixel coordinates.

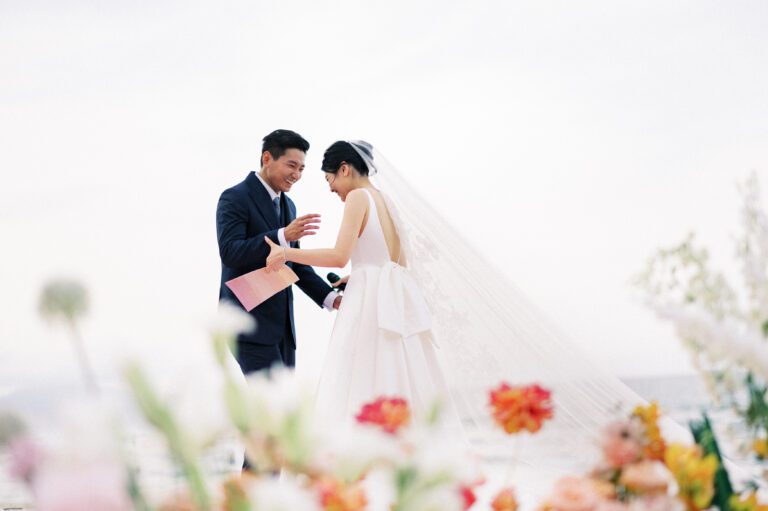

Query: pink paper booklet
[{"left": 225, "top": 266, "right": 299, "bottom": 311}]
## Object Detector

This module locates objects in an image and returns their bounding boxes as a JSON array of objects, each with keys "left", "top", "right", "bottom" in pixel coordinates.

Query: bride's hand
[
  {"left": 264, "top": 236, "right": 286, "bottom": 272},
  {"left": 332, "top": 275, "right": 349, "bottom": 289}
]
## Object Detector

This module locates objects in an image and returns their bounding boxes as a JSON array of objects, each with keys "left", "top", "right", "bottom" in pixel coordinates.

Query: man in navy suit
[{"left": 217, "top": 129, "right": 341, "bottom": 375}]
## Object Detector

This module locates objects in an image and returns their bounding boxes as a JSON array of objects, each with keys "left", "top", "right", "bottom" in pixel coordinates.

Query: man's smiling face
[{"left": 262, "top": 148, "right": 305, "bottom": 193}]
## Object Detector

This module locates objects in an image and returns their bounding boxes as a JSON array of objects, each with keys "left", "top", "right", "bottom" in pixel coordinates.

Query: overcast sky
[{"left": 1, "top": 1, "right": 767, "bottom": 408}]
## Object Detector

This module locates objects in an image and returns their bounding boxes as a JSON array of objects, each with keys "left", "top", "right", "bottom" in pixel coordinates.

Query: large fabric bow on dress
[{"left": 376, "top": 262, "right": 432, "bottom": 337}]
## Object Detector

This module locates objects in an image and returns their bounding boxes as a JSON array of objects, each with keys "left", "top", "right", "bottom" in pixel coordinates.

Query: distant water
[{"left": 623, "top": 373, "right": 711, "bottom": 420}]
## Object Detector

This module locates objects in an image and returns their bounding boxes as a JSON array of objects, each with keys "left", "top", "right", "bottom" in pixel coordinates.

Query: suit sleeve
[{"left": 217, "top": 189, "right": 280, "bottom": 268}]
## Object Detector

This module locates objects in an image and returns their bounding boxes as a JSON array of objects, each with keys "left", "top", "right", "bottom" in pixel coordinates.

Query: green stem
[{"left": 68, "top": 319, "right": 99, "bottom": 395}]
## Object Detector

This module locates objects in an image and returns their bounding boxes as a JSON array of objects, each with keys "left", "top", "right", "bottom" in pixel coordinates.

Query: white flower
[
  {"left": 314, "top": 423, "right": 401, "bottom": 480},
  {"left": 405, "top": 425, "right": 479, "bottom": 483},
  {"left": 403, "top": 484, "right": 464, "bottom": 511},
  {"left": 209, "top": 301, "right": 256, "bottom": 339},
  {"left": 244, "top": 367, "right": 319, "bottom": 468},
  {"left": 246, "top": 477, "right": 320, "bottom": 511},
  {"left": 245, "top": 366, "right": 314, "bottom": 428},
  {"left": 168, "top": 371, "right": 233, "bottom": 449},
  {"left": 654, "top": 303, "right": 768, "bottom": 380}
]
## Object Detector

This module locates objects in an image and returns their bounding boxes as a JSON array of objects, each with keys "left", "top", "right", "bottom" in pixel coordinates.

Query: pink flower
[
  {"left": 547, "top": 477, "right": 602, "bottom": 511},
  {"left": 619, "top": 461, "right": 672, "bottom": 494},
  {"left": 7, "top": 436, "right": 44, "bottom": 482},
  {"left": 33, "top": 461, "right": 133, "bottom": 511},
  {"left": 601, "top": 420, "right": 642, "bottom": 468}
]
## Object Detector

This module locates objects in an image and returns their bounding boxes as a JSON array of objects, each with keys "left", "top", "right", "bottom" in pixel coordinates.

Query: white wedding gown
[{"left": 315, "top": 188, "right": 459, "bottom": 425}]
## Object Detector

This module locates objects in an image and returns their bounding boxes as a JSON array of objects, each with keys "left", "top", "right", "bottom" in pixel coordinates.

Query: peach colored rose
[
  {"left": 619, "top": 461, "right": 672, "bottom": 494},
  {"left": 601, "top": 420, "right": 642, "bottom": 468},
  {"left": 548, "top": 477, "right": 602, "bottom": 511}
]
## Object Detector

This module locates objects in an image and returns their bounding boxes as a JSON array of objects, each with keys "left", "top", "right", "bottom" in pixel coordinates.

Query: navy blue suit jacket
[{"left": 216, "top": 172, "right": 332, "bottom": 348}]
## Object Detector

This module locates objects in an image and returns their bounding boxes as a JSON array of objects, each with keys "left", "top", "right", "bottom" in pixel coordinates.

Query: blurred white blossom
[{"left": 245, "top": 476, "right": 320, "bottom": 511}]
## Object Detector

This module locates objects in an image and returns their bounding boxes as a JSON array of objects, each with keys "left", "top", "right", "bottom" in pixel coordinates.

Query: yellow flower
[
  {"left": 730, "top": 492, "right": 768, "bottom": 511},
  {"left": 632, "top": 402, "right": 666, "bottom": 461},
  {"left": 663, "top": 443, "right": 718, "bottom": 511}
]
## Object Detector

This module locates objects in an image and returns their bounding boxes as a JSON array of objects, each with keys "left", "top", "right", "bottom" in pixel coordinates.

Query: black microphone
[{"left": 327, "top": 272, "right": 346, "bottom": 291}]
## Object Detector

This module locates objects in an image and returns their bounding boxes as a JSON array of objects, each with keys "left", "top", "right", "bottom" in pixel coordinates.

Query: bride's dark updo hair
[{"left": 321, "top": 141, "right": 373, "bottom": 176}]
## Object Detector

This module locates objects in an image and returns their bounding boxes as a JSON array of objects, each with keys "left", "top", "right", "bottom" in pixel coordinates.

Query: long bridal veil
[{"left": 348, "top": 140, "right": 659, "bottom": 475}]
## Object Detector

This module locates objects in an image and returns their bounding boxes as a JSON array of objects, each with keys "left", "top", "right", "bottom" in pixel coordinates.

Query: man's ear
[{"left": 261, "top": 151, "right": 272, "bottom": 168}]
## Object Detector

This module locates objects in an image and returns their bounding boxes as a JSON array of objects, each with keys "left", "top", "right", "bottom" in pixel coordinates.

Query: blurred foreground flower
[
  {"left": 730, "top": 491, "right": 768, "bottom": 511},
  {"left": 38, "top": 279, "right": 98, "bottom": 394},
  {"left": 315, "top": 476, "right": 368, "bottom": 511},
  {"left": 489, "top": 382, "right": 554, "bottom": 434},
  {"left": 601, "top": 419, "right": 644, "bottom": 468},
  {"left": 663, "top": 443, "right": 718, "bottom": 511},
  {"left": 7, "top": 436, "right": 43, "bottom": 483},
  {"left": 632, "top": 402, "right": 666, "bottom": 461},
  {"left": 491, "top": 487, "right": 519, "bottom": 511},
  {"left": 124, "top": 362, "right": 211, "bottom": 510},
  {"left": 0, "top": 410, "right": 26, "bottom": 446},
  {"left": 618, "top": 461, "right": 673, "bottom": 494},
  {"left": 209, "top": 301, "right": 256, "bottom": 367},
  {"left": 39, "top": 279, "right": 89, "bottom": 323},
  {"left": 355, "top": 397, "right": 411, "bottom": 435},
  {"left": 544, "top": 476, "right": 602, "bottom": 511}
]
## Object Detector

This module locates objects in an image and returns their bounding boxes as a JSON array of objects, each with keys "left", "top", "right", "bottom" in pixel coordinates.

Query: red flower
[
  {"left": 491, "top": 487, "right": 519, "bottom": 511},
  {"left": 489, "top": 382, "right": 554, "bottom": 434},
  {"left": 355, "top": 396, "right": 410, "bottom": 434},
  {"left": 460, "top": 483, "right": 478, "bottom": 510}
]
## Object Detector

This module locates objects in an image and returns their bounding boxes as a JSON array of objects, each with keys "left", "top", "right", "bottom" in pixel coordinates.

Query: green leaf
[{"left": 689, "top": 413, "right": 734, "bottom": 511}]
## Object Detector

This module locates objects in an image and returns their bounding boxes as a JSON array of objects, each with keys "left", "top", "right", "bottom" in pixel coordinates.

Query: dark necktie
[{"left": 273, "top": 196, "right": 281, "bottom": 222}]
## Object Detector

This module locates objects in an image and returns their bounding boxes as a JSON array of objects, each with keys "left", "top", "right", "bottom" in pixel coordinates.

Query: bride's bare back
[{"left": 359, "top": 187, "right": 402, "bottom": 264}]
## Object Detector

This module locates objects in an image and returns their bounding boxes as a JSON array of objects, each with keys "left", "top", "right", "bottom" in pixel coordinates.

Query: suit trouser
[{"left": 235, "top": 340, "right": 294, "bottom": 374}]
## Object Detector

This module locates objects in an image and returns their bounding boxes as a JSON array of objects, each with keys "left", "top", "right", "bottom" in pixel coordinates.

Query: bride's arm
[{"left": 265, "top": 189, "right": 368, "bottom": 269}]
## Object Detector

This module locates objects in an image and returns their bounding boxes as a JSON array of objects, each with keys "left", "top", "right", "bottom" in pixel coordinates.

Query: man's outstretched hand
[{"left": 284, "top": 214, "right": 321, "bottom": 242}]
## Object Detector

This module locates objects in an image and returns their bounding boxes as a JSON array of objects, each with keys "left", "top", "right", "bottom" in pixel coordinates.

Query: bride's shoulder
[{"left": 345, "top": 188, "right": 370, "bottom": 204}]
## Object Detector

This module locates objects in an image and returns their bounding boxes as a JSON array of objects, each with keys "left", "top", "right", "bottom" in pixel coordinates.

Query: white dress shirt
[{"left": 256, "top": 172, "right": 339, "bottom": 311}]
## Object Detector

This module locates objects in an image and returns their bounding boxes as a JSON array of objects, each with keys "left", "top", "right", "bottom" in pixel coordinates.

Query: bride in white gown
[
  {"left": 265, "top": 140, "right": 668, "bottom": 478},
  {"left": 265, "top": 140, "right": 458, "bottom": 425}
]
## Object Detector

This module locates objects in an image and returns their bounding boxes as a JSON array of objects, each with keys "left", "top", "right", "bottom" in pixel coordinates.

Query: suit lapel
[{"left": 245, "top": 172, "right": 280, "bottom": 229}]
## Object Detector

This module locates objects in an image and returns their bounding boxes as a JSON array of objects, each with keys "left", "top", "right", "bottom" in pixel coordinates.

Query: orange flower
[
  {"left": 632, "top": 402, "right": 666, "bottom": 461},
  {"left": 315, "top": 477, "right": 368, "bottom": 511},
  {"left": 489, "top": 382, "right": 554, "bottom": 434},
  {"left": 492, "top": 487, "right": 519, "bottom": 511},
  {"left": 355, "top": 397, "right": 410, "bottom": 434}
]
